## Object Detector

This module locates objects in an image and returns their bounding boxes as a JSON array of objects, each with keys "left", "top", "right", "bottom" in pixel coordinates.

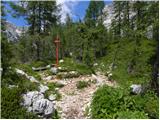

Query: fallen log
[{"left": 32, "top": 64, "right": 56, "bottom": 71}]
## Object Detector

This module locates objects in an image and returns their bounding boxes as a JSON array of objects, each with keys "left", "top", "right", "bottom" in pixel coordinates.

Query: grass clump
[
  {"left": 91, "top": 85, "right": 158, "bottom": 119},
  {"left": 59, "top": 58, "right": 92, "bottom": 75},
  {"left": 76, "top": 81, "right": 89, "bottom": 89},
  {"left": 45, "top": 82, "right": 62, "bottom": 101}
]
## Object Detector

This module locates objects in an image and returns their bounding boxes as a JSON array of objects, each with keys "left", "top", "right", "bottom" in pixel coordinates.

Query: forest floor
[{"left": 41, "top": 71, "right": 118, "bottom": 119}]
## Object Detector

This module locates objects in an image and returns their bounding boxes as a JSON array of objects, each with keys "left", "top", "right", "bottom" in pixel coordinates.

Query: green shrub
[
  {"left": 76, "top": 81, "right": 89, "bottom": 89},
  {"left": 45, "top": 82, "right": 62, "bottom": 100},
  {"left": 1, "top": 87, "right": 38, "bottom": 119},
  {"left": 91, "top": 85, "right": 158, "bottom": 119},
  {"left": 59, "top": 58, "right": 92, "bottom": 75},
  {"left": 51, "top": 109, "right": 60, "bottom": 119},
  {"left": 2, "top": 68, "right": 21, "bottom": 86},
  {"left": 143, "top": 91, "right": 159, "bottom": 118},
  {"left": 30, "top": 61, "right": 48, "bottom": 67},
  {"left": 116, "top": 111, "right": 148, "bottom": 119}
]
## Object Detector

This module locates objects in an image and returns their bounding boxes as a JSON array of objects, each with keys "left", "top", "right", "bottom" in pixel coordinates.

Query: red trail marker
[{"left": 54, "top": 35, "right": 60, "bottom": 67}]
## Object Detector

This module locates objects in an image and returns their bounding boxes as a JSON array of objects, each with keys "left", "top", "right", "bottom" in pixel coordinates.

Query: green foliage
[
  {"left": 91, "top": 85, "right": 158, "bottom": 119},
  {"left": 45, "top": 82, "right": 62, "bottom": 100},
  {"left": 30, "top": 61, "right": 49, "bottom": 67},
  {"left": 14, "top": 63, "right": 42, "bottom": 81},
  {"left": 76, "top": 81, "right": 89, "bottom": 89},
  {"left": 59, "top": 58, "right": 92, "bottom": 75},
  {"left": 95, "top": 37, "right": 156, "bottom": 86},
  {"left": 1, "top": 87, "right": 38, "bottom": 119},
  {"left": 143, "top": 91, "right": 159, "bottom": 118},
  {"left": 116, "top": 111, "right": 148, "bottom": 119},
  {"left": 51, "top": 110, "right": 60, "bottom": 119}
]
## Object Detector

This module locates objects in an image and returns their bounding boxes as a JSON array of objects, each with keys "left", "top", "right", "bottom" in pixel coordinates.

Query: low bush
[
  {"left": 91, "top": 85, "right": 158, "bottom": 119},
  {"left": 76, "top": 81, "right": 89, "bottom": 89},
  {"left": 45, "top": 82, "right": 62, "bottom": 100},
  {"left": 30, "top": 61, "right": 48, "bottom": 68},
  {"left": 59, "top": 58, "right": 92, "bottom": 75},
  {"left": 1, "top": 87, "right": 38, "bottom": 119}
]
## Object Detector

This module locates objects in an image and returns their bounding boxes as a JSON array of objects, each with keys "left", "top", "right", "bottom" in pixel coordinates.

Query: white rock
[
  {"left": 27, "top": 76, "right": 39, "bottom": 83},
  {"left": 15, "top": 68, "right": 39, "bottom": 83},
  {"left": 32, "top": 67, "right": 36, "bottom": 70},
  {"left": 22, "top": 91, "right": 44, "bottom": 107},
  {"left": 70, "top": 71, "right": 77, "bottom": 74},
  {"left": 39, "top": 84, "right": 49, "bottom": 93},
  {"left": 58, "top": 67, "right": 62, "bottom": 70},
  {"left": 50, "top": 67, "right": 58, "bottom": 74},
  {"left": 27, "top": 107, "right": 33, "bottom": 112},
  {"left": 130, "top": 84, "right": 142, "bottom": 94},
  {"left": 48, "top": 94, "right": 56, "bottom": 101},
  {"left": 93, "top": 63, "right": 98, "bottom": 66},
  {"left": 46, "top": 65, "right": 51, "bottom": 68},
  {"left": 59, "top": 59, "right": 64, "bottom": 63},
  {"left": 69, "top": 52, "right": 73, "bottom": 56},
  {"left": 55, "top": 88, "right": 59, "bottom": 91},
  {"left": 32, "top": 99, "right": 54, "bottom": 116},
  {"left": 44, "top": 76, "right": 52, "bottom": 81},
  {"left": 92, "top": 74, "right": 98, "bottom": 81},
  {"left": 0, "top": 67, "right": 3, "bottom": 70},
  {"left": 8, "top": 85, "right": 18, "bottom": 89},
  {"left": 108, "top": 73, "right": 112, "bottom": 77},
  {"left": 15, "top": 68, "right": 26, "bottom": 76},
  {"left": 56, "top": 80, "right": 67, "bottom": 86}
]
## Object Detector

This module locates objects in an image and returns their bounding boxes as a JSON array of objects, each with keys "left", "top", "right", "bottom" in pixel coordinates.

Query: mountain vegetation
[{"left": 1, "top": 0, "right": 159, "bottom": 119}]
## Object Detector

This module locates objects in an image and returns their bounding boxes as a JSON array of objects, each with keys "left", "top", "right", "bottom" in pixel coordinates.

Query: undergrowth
[
  {"left": 91, "top": 85, "right": 158, "bottom": 119},
  {"left": 59, "top": 58, "right": 92, "bottom": 75}
]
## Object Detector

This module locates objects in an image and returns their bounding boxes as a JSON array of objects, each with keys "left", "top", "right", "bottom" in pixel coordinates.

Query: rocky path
[{"left": 45, "top": 72, "right": 117, "bottom": 119}]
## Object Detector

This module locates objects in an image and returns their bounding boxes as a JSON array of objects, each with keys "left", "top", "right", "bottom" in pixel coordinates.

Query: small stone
[
  {"left": 58, "top": 67, "right": 62, "bottom": 70},
  {"left": 55, "top": 88, "right": 59, "bottom": 91},
  {"left": 50, "top": 67, "right": 58, "bottom": 75},
  {"left": 93, "top": 63, "right": 98, "bottom": 66},
  {"left": 44, "top": 76, "right": 52, "bottom": 81},
  {"left": 59, "top": 59, "right": 64, "bottom": 63},
  {"left": 8, "top": 85, "right": 18, "bottom": 89},
  {"left": 39, "top": 84, "right": 49, "bottom": 93},
  {"left": 130, "top": 84, "right": 142, "bottom": 94},
  {"left": 49, "top": 94, "right": 56, "bottom": 101},
  {"left": 46, "top": 65, "right": 51, "bottom": 68}
]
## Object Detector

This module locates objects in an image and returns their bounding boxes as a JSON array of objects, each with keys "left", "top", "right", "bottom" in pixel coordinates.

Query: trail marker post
[{"left": 54, "top": 35, "right": 60, "bottom": 67}]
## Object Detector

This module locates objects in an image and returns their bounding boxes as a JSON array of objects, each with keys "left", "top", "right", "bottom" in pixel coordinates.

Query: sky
[{"left": 4, "top": 0, "right": 112, "bottom": 27}]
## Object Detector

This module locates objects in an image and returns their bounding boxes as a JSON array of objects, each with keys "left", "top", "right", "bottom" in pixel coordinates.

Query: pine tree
[{"left": 85, "top": 0, "right": 105, "bottom": 27}]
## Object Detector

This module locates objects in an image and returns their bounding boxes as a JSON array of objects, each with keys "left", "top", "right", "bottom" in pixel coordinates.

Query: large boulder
[
  {"left": 22, "top": 91, "right": 44, "bottom": 108},
  {"left": 130, "top": 84, "right": 142, "bottom": 94},
  {"left": 39, "top": 84, "right": 49, "bottom": 93},
  {"left": 22, "top": 91, "right": 55, "bottom": 117},
  {"left": 50, "top": 67, "right": 58, "bottom": 75},
  {"left": 32, "top": 99, "right": 54, "bottom": 117}
]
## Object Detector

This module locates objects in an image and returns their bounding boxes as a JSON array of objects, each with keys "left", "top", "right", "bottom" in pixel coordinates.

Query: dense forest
[{"left": 1, "top": 0, "right": 159, "bottom": 119}]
